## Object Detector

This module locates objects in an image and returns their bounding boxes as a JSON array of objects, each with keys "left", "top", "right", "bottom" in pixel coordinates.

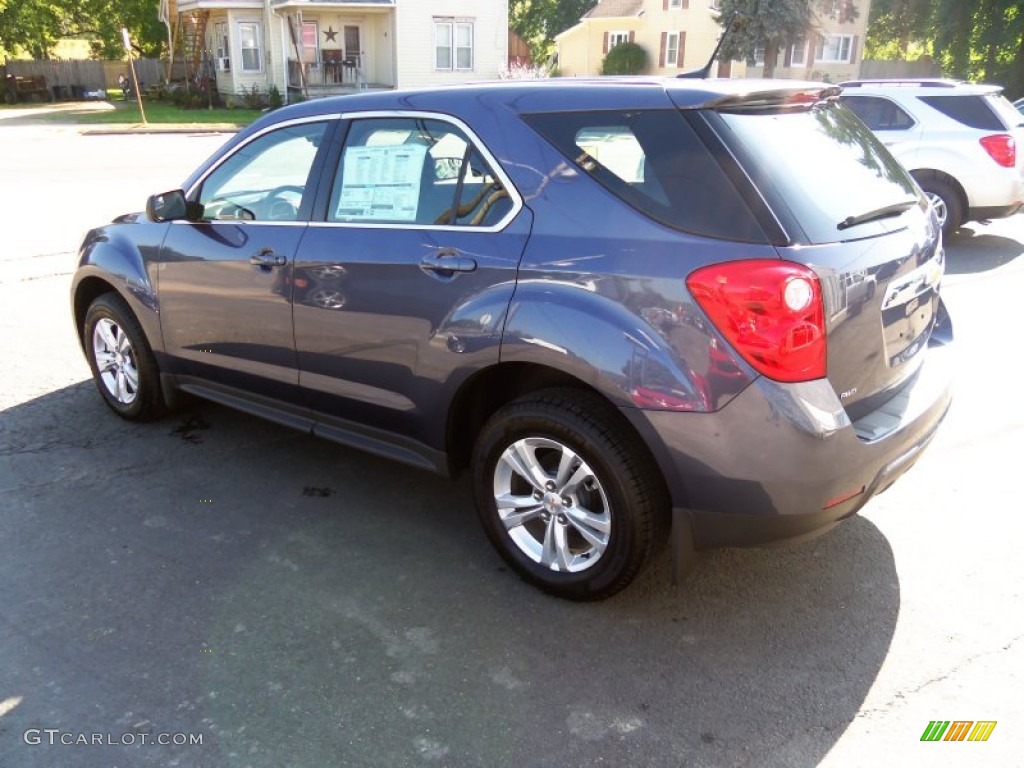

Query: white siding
[{"left": 394, "top": 1, "right": 508, "bottom": 89}]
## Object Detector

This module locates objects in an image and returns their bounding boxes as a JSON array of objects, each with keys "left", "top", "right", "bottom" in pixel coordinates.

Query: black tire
[
  {"left": 472, "top": 388, "right": 669, "bottom": 600},
  {"left": 83, "top": 293, "right": 165, "bottom": 421},
  {"left": 916, "top": 176, "right": 963, "bottom": 238}
]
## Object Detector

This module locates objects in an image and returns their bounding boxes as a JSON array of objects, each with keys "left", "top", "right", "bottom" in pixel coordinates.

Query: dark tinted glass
[
  {"left": 918, "top": 95, "right": 1004, "bottom": 130},
  {"left": 717, "top": 103, "right": 920, "bottom": 244},
  {"left": 841, "top": 95, "right": 916, "bottom": 131},
  {"left": 523, "top": 110, "right": 766, "bottom": 242}
]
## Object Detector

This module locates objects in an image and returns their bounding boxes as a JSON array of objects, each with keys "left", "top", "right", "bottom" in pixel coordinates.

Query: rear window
[
  {"left": 522, "top": 110, "right": 766, "bottom": 242},
  {"left": 716, "top": 103, "right": 920, "bottom": 244},
  {"left": 917, "top": 95, "right": 1004, "bottom": 130}
]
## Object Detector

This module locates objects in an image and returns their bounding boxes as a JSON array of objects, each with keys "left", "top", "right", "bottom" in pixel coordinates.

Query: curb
[{"left": 80, "top": 124, "right": 241, "bottom": 135}]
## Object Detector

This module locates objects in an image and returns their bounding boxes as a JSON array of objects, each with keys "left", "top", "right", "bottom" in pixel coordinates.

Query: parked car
[
  {"left": 1014, "top": 97, "right": 1024, "bottom": 114},
  {"left": 839, "top": 78, "right": 1024, "bottom": 236},
  {"left": 71, "top": 79, "right": 953, "bottom": 600}
]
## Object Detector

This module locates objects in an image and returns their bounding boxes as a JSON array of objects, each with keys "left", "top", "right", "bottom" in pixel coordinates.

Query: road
[{"left": 0, "top": 116, "right": 1021, "bottom": 768}]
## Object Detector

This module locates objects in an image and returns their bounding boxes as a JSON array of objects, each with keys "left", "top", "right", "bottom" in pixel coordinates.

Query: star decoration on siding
[{"left": 324, "top": 27, "right": 338, "bottom": 42}]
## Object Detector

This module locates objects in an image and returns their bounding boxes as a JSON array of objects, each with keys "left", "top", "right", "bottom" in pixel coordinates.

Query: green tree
[
  {"left": 601, "top": 41, "right": 648, "bottom": 74},
  {"left": 866, "top": 0, "right": 1024, "bottom": 97},
  {"left": 510, "top": 0, "right": 596, "bottom": 63},
  {"left": 716, "top": 0, "right": 818, "bottom": 77},
  {"left": 0, "top": 0, "right": 72, "bottom": 59},
  {"left": 0, "top": 0, "right": 164, "bottom": 60},
  {"left": 864, "top": 0, "right": 933, "bottom": 58},
  {"left": 83, "top": 0, "right": 166, "bottom": 59}
]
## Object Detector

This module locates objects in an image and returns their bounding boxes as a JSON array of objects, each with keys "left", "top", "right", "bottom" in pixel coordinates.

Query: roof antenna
[{"left": 677, "top": 11, "right": 737, "bottom": 79}]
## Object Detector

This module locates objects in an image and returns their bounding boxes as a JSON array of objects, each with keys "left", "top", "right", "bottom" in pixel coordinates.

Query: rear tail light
[
  {"left": 686, "top": 260, "right": 826, "bottom": 383},
  {"left": 980, "top": 134, "right": 1016, "bottom": 168}
]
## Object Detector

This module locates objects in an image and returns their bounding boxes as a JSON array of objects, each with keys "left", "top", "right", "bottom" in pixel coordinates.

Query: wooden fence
[{"left": 3, "top": 59, "right": 168, "bottom": 92}]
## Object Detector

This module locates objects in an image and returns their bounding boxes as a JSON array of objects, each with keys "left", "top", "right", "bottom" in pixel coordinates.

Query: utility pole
[{"left": 121, "top": 27, "right": 148, "bottom": 124}]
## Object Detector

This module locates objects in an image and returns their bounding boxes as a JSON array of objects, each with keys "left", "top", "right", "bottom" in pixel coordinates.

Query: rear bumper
[{"left": 622, "top": 334, "right": 954, "bottom": 550}]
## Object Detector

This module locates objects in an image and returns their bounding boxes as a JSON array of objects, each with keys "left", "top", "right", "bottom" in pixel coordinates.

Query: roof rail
[{"left": 839, "top": 79, "right": 963, "bottom": 88}]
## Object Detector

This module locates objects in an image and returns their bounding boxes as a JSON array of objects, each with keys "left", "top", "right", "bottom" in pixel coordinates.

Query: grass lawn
[{"left": 33, "top": 99, "right": 264, "bottom": 127}]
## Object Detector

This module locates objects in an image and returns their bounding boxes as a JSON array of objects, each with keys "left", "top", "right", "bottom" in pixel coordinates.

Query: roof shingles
[{"left": 582, "top": 0, "right": 644, "bottom": 19}]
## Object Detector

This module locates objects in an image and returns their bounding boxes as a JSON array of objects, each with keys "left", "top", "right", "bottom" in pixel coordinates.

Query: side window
[
  {"left": 917, "top": 95, "right": 1004, "bottom": 131},
  {"left": 197, "top": 121, "right": 328, "bottom": 222},
  {"left": 524, "top": 109, "right": 765, "bottom": 242},
  {"left": 327, "top": 117, "right": 513, "bottom": 227},
  {"left": 841, "top": 96, "right": 916, "bottom": 131}
]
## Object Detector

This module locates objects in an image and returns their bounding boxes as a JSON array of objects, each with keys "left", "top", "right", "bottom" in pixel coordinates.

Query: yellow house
[
  {"left": 746, "top": 1, "right": 872, "bottom": 83},
  {"left": 555, "top": 0, "right": 742, "bottom": 78},
  {"left": 555, "top": 0, "right": 872, "bottom": 81}
]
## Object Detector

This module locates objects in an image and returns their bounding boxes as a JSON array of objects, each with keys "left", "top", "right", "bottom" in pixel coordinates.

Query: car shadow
[
  {"left": 944, "top": 227, "right": 1023, "bottom": 274},
  {"left": 0, "top": 383, "right": 900, "bottom": 767}
]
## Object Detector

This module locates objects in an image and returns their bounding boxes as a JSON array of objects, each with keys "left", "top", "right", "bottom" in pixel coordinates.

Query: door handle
[
  {"left": 420, "top": 250, "right": 477, "bottom": 275},
  {"left": 250, "top": 249, "right": 287, "bottom": 268}
]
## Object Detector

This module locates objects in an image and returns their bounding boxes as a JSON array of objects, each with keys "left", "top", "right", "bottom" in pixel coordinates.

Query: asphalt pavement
[{"left": 0, "top": 118, "right": 1021, "bottom": 768}]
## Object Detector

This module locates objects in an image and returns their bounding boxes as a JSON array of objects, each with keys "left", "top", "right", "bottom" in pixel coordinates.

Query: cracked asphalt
[{"left": 0, "top": 116, "right": 1021, "bottom": 768}]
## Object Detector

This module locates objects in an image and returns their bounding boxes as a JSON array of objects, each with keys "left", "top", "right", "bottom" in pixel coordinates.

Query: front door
[
  {"left": 158, "top": 119, "right": 334, "bottom": 406},
  {"left": 293, "top": 115, "right": 529, "bottom": 454}
]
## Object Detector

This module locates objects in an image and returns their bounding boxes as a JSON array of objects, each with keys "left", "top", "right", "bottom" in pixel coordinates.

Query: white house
[{"left": 159, "top": 0, "right": 509, "bottom": 101}]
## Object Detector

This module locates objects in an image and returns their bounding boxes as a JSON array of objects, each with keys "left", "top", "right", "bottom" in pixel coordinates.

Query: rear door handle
[
  {"left": 420, "top": 250, "right": 477, "bottom": 275},
  {"left": 250, "top": 249, "right": 287, "bottom": 268}
]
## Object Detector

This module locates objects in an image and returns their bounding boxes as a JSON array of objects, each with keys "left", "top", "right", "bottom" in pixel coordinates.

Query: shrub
[
  {"left": 268, "top": 85, "right": 283, "bottom": 110},
  {"left": 601, "top": 42, "right": 648, "bottom": 75},
  {"left": 241, "top": 85, "right": 267, "bottom": 110}
]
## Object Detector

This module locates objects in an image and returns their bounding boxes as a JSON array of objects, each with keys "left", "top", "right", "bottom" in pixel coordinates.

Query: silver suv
[{"left": 840, "top": 79, "right": 1024, "bottom": 236}]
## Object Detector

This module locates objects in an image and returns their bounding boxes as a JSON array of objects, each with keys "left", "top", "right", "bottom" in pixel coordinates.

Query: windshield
[{"left": 717, "top": 102, "right": 921, "bottom": 244}]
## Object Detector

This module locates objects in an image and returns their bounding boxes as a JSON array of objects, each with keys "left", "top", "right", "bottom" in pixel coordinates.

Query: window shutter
[
  {"left": 678, "top": 31, "right": 686, "bottom": 68},
  {"left": 850, "top": 35, "right": 859, "bottom": 64},
  {"left": 629, "top": 31, "right": 635, "bottom": 43},
  {"left": 663, "top": 0, "right": 669, "bottom": 10},
  {"left": 682, "top": 0, "right": 689, "bottom": 7},
  {"left": 603, "top": 31, "right": 609, "bottom": 54},
  {"left": 660, "top": 32, "right": 667, "bottom": 67}
]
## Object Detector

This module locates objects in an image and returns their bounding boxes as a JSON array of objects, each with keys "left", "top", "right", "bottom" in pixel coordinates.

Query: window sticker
[{"left": 335, "top": 144, "right": 427, "bottom": 222}]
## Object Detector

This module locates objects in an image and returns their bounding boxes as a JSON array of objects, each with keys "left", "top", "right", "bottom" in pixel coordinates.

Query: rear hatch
[{"left": 676, "top": 88, "right": 944, "bottom": 419}]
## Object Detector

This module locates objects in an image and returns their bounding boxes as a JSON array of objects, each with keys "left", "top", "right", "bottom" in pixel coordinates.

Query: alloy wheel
[{"left": 492, "top": 437, "right": 611, "bottom": 573}]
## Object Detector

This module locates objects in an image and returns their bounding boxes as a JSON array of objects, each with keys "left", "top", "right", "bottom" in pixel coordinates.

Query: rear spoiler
[{"left": 705, "top": 85, "right": 843, "bottom": 110}]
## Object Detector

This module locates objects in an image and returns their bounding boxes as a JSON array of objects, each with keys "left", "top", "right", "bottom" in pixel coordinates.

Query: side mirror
[{"left": 146, "top": 189, "right": 189, "bottom": 222}]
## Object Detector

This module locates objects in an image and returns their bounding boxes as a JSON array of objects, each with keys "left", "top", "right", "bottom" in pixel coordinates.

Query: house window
[
  {"left": 665, "top": 32, "right": 680, "bottom": 66},
  {"left": 753, "top": 45, "right": 764, "bottom": 66},
  {"left": 815, "top": 34, "right": 853, "bottom": 63},
  {"left": 435, "top": 19, "right": 474, "bottom": 71},
  {"left": 668, "top": 0, "right": 683, "bottom": 8},
  {"left": 609, "top": 31, "right": 631, "bottom": 48},
  {"left": 238, "top": 22, "right": 262, "bottom": 72},
  {"left": 790, "top": 38, "right": 807, "bottom": 67},
  {"left": 215, "top": 21, "right": 229, "bottom": 71},
  {"left": 301, "top": 21, "right": 319, "bottom": 67}
]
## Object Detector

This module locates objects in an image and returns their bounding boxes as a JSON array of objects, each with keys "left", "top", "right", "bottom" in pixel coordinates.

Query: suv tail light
[
  {"left": 686, "top": 260, "right": 826, "bottom": 383},
  {"left": 980, "top": 134, "right": 1016, "bottom": 168}
]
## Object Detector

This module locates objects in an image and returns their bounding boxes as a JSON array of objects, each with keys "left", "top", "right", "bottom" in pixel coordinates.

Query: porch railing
[{"left": 287, "top": 54, "right": 365, "bottom": 89}]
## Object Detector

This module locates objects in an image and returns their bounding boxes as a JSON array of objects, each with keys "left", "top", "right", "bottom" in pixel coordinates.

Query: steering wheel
[{"left": 264, "top": 185, "right": 305, "bottom": 221}]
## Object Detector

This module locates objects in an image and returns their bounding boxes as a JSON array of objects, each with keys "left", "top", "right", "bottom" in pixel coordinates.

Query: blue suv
[{"left": 72, "top": 79, "right": 953, "bottom": 599}]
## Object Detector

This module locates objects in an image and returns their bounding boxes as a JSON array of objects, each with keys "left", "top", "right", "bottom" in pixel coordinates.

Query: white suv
[{"left": 839, "top": 79, "right": 1024, "bottom": 236}]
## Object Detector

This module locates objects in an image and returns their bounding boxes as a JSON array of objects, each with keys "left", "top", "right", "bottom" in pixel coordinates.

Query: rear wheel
[
  {"left": 84, "top": 293, "right": 165, "bottom": 421},
  {"left": 472, "top": 389, "right": 668, "bottom": 600},
  {"left": 916, "top": 176, "right": 963, "bottom": 238}
]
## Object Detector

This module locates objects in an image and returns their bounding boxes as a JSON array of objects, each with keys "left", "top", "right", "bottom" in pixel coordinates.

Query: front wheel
[
  {"left": 472, "top": 389, "right": 668, "bottom": 600},
  {"left": 83, "top": 293, "right": 165, "bottom": 421}
]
